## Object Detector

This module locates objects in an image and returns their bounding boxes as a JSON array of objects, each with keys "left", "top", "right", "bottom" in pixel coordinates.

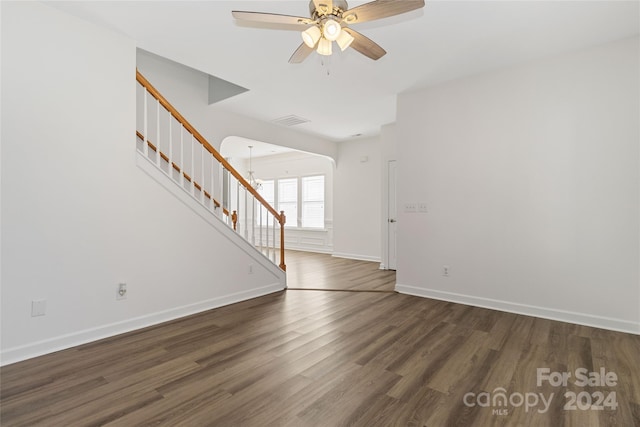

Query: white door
[{"left": 388, "top": 160, "right": 397, "bottom": 270}]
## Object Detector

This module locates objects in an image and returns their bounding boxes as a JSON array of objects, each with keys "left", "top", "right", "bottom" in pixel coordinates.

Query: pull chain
[{"left": 321, "top": 55, "right": 331, "bottom": 76}]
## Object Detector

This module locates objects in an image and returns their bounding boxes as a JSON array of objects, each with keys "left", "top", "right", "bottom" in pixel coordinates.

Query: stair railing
[{"left": 135, "top": 70, "right": 286, "bottom": 271}]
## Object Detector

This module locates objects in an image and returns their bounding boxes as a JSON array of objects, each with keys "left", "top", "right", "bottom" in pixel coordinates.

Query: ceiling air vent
[{"left": 271, "top": 115, "right": 310, "bottom": 127}]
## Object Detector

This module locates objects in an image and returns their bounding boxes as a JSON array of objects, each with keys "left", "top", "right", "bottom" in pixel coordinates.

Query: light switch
[{"left": 404, "top": 203, "right": 417, "bottom": 213}]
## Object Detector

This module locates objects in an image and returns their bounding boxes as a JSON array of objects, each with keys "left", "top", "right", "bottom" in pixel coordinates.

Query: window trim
[{"left": 256, "top": 174, "right": 326, "bottom": 230}]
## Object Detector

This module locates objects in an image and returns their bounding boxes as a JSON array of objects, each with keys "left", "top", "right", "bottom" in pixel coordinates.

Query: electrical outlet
[
  {"left": 443, "top": 265, "right": 450, "bottom": 277},
  {"left": 418, "top": 203, "right": 428, "bottom": 213},
  {"left": 248, "top": 264, "right": 254, "bottom": 274},
  {"left": 117, "top": 283, "right": 127, "bottom": 300},
  {"left": 31, "top": 300, "right": 46, "bottom": 317}
]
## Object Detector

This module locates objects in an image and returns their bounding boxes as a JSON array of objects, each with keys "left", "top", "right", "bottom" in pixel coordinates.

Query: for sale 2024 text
[{"left": 537, "top": 367, "right": 618, "bottom": 411}]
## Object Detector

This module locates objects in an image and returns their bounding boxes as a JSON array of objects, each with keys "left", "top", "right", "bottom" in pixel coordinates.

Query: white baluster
[
  {"left": 266, "top": 211, "right": 270, "bottom": 259},
  {"left": 190, "top": 134, "right": 195, "bottom": 196},
  {"left": 252, "top": 196, "right": 256, "bottom": 246},
  {"left": 244, "top": 188, "right": 248, "bottom": 240},
  {"left": 201, "top": 143, "right": 205, "bottom": 204},
  {"left": 180, "top": 127, "right": 184, "bottom": 186},
  {"left": 156, "top": 99, "right": 161, "bottom": 167},
  {"left": 214, "top": 156, "right": 216, "bottom": 212},
  {"left": 273, "top": 215, "right": 277, "bottom": 262},
  {"left": 168, "top": 112, "right": 172, "bottom": 177},
  {"left": 259, "top": 203, "right": 263, "bottom": 252},
  {"left": 143, "top": 89, "right": 148, "bottom": 157},
  {"left": 230, "top": 175, "right": 236, "bottom": 229},
  {"left": 236, "top": 181, "right": 240, "bottom": 235},
  {"left": 218, "top": 164, "right": 224, "bottom": 219}
]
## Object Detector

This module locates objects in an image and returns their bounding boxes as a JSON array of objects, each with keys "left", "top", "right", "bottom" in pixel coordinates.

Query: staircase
[{"left": 135, "top": 70, "right": 286, "bottom": 271}]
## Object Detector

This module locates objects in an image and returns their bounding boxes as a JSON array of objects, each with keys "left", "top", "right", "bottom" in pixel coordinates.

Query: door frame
[{"left": 384, "top": 160, "right": 398, "bottom": 270}]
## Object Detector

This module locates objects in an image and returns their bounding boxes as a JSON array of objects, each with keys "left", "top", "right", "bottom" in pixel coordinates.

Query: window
[
  {"left": 278, "top": 178, "right": 298, "bottom": 227},
  {"left": 302, "top": 176, "right": 324, "bottom": 228},
  {"left": 255, "top": 175, "right": 325, "bottom": 229}
]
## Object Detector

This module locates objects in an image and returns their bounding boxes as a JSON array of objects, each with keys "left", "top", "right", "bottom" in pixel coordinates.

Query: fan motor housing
[{"left": 310, "top": 0, "right": 348, "bottom": 18}]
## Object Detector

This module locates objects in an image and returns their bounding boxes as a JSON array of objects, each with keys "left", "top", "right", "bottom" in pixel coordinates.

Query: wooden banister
[
  {"left": 136, "top": 71, "right": 282, "bottom": 221},
  {"left": 136, "top": 70, "right": 285, "bottom": 271}
]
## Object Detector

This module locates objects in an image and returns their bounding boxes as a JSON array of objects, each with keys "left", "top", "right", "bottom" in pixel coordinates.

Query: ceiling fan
[{"left": 232, "top": 0, "right": 425, "bottom": 63}]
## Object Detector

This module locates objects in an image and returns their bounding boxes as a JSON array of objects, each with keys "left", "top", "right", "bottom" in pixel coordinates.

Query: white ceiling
[
  {"left": 221, "top": 136, "right": 304, "bottom": 160},
  {"left": 49, "top": 1, "right": 639, "bottom": 142}
]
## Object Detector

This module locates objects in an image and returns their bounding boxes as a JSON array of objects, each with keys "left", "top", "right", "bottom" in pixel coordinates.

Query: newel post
[
  {"left": 232, "top": 210, "right": 238, "bottom": 231},
  {"left": 279, "top": 210, "right": 286, "bottom": 271}
]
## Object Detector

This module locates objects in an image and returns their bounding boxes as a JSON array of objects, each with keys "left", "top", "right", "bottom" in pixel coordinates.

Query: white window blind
[
  {"left": 302, "top": 175, "right": 324, "bottom": 228},
  {"left": 278, "top": 178, "right": 298, "bottom": 227}
]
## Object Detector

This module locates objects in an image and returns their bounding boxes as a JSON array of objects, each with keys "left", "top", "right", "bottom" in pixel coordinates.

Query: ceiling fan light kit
[
  {"left": 336, "top": 29, "right": 355, "bottom": 51},
  {"left": 317, "top": 37, "right": 333, "bottom": 56},
  {"left": 232, "top": 0, "right": 425, "bottom": 64},
  {"left": 301, "top": 18, "right": 353, "bottom": 55},
  {"left": 322, "top": 18, "right": 342, "bottom": 41},
  {"left": 302, "top": 26, "right": 322, "bottom": 48}
]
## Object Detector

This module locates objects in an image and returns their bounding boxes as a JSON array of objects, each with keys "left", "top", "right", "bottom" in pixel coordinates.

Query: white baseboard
[
  {"left": 1, "top": 283, "right": 284, "bottom": 366},
  {"left": 395, "top": 284, "right": 640, "bottom": 335},
  {"left": 332, "top": 252, "right": 381, "bottom": 263},
  {"left": 286, "top": 245, "right": 333, "bottom": 255}
]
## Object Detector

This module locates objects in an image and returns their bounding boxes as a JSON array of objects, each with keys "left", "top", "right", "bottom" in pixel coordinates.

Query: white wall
[
  {"left": 137, "top": 50, "right": 389, "bottom": 261},
  {"left": 396, "top": 37, "right": 640, "bottom": 333},
  {"left": 333, "top": 137, "right": 382, "bottom": 262},
  {"left": 0, "top": 2, "right": 284, "bottom": 365},
  {"left": 136, "top": 50, "right": 338, "bottom": 162}
]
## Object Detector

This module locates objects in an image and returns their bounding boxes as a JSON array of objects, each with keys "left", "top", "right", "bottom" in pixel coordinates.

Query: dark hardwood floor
[
  {"left": 286, "top": 250, "right": 396, "bottom": 292},
  {"left": 1, "top": 252, "right": 639, "bottom": 426}
]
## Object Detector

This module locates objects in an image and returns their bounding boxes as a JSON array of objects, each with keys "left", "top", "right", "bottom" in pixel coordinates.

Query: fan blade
[
  {"left": 232, "top": 11, "right": 314, "bottom": 26},
  {"left": 289, "top": 43, "right": 315, "bottom": 64},
  {"left": 343, "top": 28, "right": 386, "bottom": 60},
  {"left": 342, "top": 0, "right": 425, "bottom": 24},
  {"left": 312, "top": 0, "right": 334, "bottom": 15}
]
